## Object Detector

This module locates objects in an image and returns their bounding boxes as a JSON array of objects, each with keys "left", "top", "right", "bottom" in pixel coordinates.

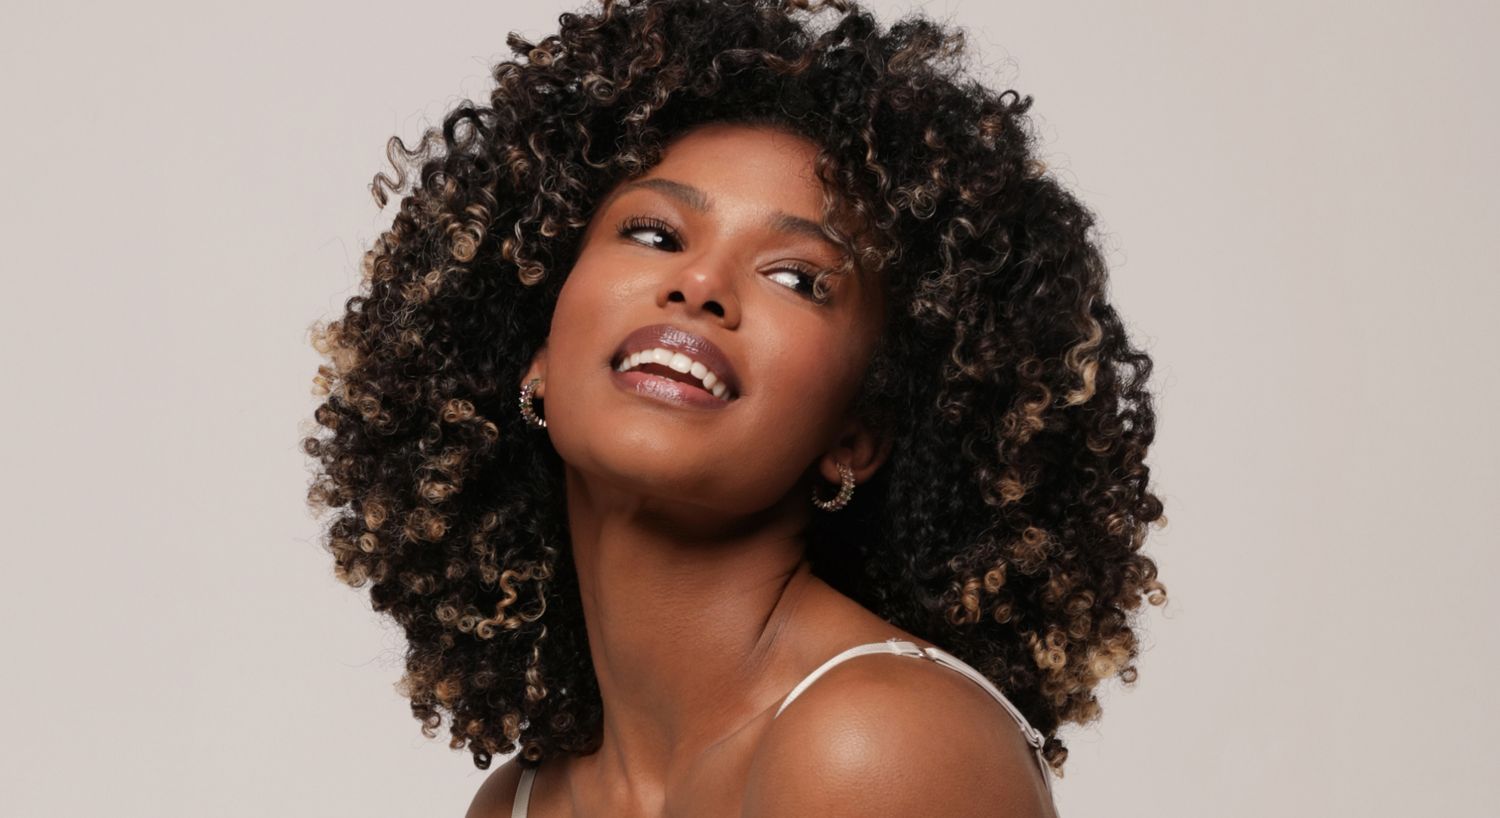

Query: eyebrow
[{"left": 611, "top": 177, "right": 842, "bottom": 253}]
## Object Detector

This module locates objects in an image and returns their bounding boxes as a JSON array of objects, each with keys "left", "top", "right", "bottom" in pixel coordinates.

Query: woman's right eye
[{"left": 617, "top": 216, "right": 681, "bottom": 251}]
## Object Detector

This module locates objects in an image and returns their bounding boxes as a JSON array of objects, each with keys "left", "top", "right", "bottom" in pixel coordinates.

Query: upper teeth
[{"left": 616, "top": 347, "right": 733, "bottom": 399}]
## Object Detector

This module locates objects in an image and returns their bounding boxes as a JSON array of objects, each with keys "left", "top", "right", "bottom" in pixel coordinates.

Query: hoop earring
[
  {"left": 518, "top": 377, "right": 547, "bottom": 429},
  {"left": 811, "top": 461, "right": 856, "bottom": 512}
]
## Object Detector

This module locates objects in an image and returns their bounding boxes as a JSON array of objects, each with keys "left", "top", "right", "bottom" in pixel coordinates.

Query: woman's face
[{"left": 528, "top": 122, "right": 888, "bottom": 517}]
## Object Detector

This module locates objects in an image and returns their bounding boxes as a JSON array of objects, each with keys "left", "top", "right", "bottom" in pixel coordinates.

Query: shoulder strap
[
  {"left": 512, "top": 765, "right": 537, "bottom": 818},
  {"left": 772, "top": 638, "right": 921, "bottom": 719},
  {"left": 772, "top": 638, "right": 1055, "bottom": 800}
]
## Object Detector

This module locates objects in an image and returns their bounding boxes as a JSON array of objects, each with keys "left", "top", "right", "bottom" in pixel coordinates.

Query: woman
[{"left": 303, "top": 1, "right": 1167, "bottom": 815}]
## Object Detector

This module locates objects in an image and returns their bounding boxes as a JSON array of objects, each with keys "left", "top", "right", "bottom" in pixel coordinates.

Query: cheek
[
  {"left": 552, "top": 243, "right": 647, "bottom": 323},
  {"left": 748, "top": 326, "right": 861, "bottom": 437},
  {"left": 552, "top": 257, "right": 600, "bottom": 319},
  {"left": 548, "top": 258, "right": 620, "bottom": 353}
]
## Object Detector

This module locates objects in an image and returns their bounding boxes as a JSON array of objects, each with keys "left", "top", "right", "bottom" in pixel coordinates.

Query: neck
[{"left": 560, "top": 463, "right": 818, "bottom": 803}]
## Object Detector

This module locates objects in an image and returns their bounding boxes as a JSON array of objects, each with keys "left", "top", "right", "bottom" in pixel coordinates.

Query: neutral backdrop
[{"left": 2, "top": 1, "right": 1495, "bottom": 816}]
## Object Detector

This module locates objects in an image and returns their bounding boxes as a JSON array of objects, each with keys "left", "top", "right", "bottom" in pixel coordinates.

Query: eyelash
[{"left": 616, "top": 215, "right": 826, "bottom": 302}]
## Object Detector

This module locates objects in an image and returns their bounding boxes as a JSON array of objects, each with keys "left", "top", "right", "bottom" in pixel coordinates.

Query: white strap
[
  {"left": 773, "top": 638, "right": 920, "bottom": 718},
  {"left": 511, "top": 766, "right": 537, "bottom": 818},
  {"left": 773, "top": 638, "right": 1055, "bottom": 800},
  {"left": 919, "top": 643, "right": 1055, "bottom": 800}
]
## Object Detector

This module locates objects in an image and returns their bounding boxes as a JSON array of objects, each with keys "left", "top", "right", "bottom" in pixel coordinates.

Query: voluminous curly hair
[{"left": 302, "top": 0, "right": 1168, "bottom": 775}]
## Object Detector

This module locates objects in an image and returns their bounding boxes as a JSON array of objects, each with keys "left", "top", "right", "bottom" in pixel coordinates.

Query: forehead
[
  {"left": 597, "top": 123, "right": 828, "bottom": 218},
  {"left": 658, "top": 122, "right": 823, "bottom": 174}
]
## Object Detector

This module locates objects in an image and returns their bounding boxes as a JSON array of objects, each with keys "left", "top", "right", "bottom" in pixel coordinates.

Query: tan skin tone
[{"left": 466, "top": 123, "right": 1056, "bottom": 818}]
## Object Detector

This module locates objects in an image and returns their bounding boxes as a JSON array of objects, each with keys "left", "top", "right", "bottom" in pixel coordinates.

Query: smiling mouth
[
  {"left": 627, "top": 360, "right": 715, "bottom": 391},
  {"left": 609, "top": 323, "right": 743, "bottom": 400},
  {"left": 608, "top": 355, "right": 738, "bottom": 409},
  {"left": 610, "top": 348, "right": 739, "bottom": 402}
]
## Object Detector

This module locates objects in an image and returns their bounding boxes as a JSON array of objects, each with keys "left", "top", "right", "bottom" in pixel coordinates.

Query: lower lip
[{"left": 609, "top": 366, "right": 735, "bottom": 410}]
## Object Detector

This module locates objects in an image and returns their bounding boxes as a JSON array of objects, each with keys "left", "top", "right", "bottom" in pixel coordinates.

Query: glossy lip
[
  {"left": 609, "top": 323, "right": 742, "bottom": 400},
  {"left": 609, "top": 366, "right": 733, "bottom": 410}
]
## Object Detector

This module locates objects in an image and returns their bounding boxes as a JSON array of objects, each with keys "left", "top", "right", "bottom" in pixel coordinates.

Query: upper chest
[{"left": 525, "top": 713, "right": 771, "bottom": 818}]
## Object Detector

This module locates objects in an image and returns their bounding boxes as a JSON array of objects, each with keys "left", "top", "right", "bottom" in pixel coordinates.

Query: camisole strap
[
  {"left": 512, "top": 765, "right": 537, "bottom": 818},
  {"left": 772, "top": 637, "right": 1055, "bottom": 801}
]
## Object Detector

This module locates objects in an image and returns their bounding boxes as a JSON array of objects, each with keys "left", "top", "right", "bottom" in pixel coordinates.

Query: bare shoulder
[
  {"left": 464, "top": 754, "right": 529, "bottom": 818},
  {"left": 741, "top": 653, "right": 1053, "bottom": 818}
]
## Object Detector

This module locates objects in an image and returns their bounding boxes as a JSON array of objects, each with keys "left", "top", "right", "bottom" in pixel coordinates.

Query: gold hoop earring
[
  {"left": 518, "top": 377, "right": 547, "bottom": 429},
  {"left": 812, "top": 461, "right": 856, "bottom": 511}
]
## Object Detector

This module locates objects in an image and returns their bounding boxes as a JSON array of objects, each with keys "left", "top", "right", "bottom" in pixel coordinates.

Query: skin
[{"left": 468, "top": 123, "right": 1056, "bottom": 818}]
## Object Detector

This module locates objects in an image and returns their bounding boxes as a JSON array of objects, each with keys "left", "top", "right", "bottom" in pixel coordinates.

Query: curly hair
[{"left": 302, "top": 0, "right": 1168, "bottom": 776}]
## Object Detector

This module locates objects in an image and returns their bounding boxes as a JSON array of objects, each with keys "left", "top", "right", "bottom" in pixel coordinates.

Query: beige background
[{"left": 2, "top": 0, "right": 1496, "bottom": 815}]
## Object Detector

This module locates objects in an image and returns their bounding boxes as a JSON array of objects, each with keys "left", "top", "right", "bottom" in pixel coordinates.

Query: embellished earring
[
  {"left": 811, "top": 461, "right": 856, "bottom": 511},
  {"left": 518, "top": 377, "right": 547, "bottom": 429}
]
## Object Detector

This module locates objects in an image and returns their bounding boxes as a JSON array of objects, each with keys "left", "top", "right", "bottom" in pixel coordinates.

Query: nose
[{"left": 658, "top": 255, "right": 741, "bottom": 328}]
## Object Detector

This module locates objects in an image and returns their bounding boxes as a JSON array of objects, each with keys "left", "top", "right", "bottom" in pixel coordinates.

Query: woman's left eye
[{"left": 766, "top": 265, "right": 821, "bottom": 300}]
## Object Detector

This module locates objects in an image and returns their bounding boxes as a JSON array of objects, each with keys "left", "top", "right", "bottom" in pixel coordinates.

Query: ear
[
  {"left": 518, "top": 344, "right": 548, "bottom": 396},
  {"left": 816, "top": 415, "right": 892, "bottom": 487}
]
